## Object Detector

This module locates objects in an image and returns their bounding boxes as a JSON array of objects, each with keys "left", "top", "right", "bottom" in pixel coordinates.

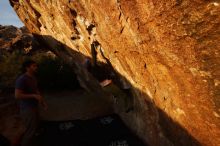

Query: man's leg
[{"left": 20, "top": 109, "right": 39, "bottom": 146}]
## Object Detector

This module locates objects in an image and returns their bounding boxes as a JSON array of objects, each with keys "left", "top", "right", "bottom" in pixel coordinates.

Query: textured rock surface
[
  {"left": 10, "top": 0, "right": 220, "bottom": 146},
  {"left": 0, "top": 25, "right": 41, "bottom": 53}
]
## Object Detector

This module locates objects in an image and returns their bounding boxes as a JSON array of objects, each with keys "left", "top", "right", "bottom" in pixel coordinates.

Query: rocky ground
[
  {"left": 0, "top": 87, "right": 115, "bottom": 145},
  {"left": 40, "top": 89, "right": 113, "bottom": 121},
  {"left": 0, "top": 92, "right": 23, "bottom": 146}
]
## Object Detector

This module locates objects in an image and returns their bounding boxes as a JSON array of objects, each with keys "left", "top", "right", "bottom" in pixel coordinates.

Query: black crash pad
[{"left": 37, "top": 114, "right": 147, "bottom": 146}]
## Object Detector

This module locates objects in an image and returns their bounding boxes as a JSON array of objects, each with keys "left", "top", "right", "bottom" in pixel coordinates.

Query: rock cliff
[
  {"left": 0, "top": 25, "right": 41, "bottom": 54},
  {"left": 10, "top": 0, "right": 220, "bottom": 145}
]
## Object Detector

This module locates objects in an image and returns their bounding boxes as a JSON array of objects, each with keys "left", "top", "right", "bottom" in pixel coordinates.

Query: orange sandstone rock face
[{"left": 10, "top": 0, "right": 220, "bottom": 145}]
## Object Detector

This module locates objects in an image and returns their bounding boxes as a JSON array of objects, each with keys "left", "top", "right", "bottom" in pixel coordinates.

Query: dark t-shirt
[{"left": 15, "top": 74, "right": 39, "bottom": 110}]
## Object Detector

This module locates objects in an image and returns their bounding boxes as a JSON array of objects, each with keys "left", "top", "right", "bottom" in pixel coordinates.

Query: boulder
[{"left": 9, "top": 0, "right": 220, "bottom": 145}]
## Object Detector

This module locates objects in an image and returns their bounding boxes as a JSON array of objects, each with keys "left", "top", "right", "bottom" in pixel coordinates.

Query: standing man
[{"left": 15, "top": 59, "right": 47, "bottom": 146}]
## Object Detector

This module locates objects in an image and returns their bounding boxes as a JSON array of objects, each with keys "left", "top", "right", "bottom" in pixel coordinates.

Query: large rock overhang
[{"left": 9, "top": 0, "right": 220, "bottom": 146}]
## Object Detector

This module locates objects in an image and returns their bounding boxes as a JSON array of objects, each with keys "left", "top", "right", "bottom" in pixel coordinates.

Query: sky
[{"left": 0, "top": 0, "right": 24, "bottom": 27}]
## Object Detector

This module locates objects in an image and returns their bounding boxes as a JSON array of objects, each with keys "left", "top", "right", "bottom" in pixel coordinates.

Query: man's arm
[
  {"left": 36, "top": 90, "right": 48, "bottom": 110},
  {"left": 15, "top": 89, "right": 42, "bottom": 101}
]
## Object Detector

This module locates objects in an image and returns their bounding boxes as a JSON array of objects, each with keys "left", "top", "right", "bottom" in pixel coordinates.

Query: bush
[
  {"left": 0, "top": 51, "right": 25, "bottom": 89},
  {"left": 33, "top": 52, "right": 80, "bottom": 90},
  {"left": 0, "top": 51, "right": 80, "bottom": 91}
]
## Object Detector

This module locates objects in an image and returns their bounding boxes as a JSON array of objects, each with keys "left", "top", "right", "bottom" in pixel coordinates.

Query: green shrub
[
  {"left": 0, "top": 51, "right": 25, "bottom": 89},
  {"left": 0, "top": 51, "right": 80, "bottom": 91},
  {"left": 34, "top": 52, "right": 80, "bottom": 90}
]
